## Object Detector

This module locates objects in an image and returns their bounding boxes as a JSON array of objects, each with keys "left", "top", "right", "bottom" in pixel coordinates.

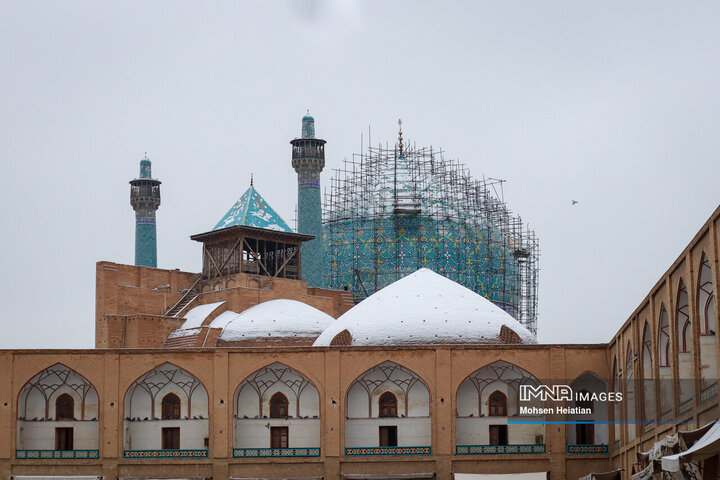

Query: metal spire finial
[
  {"left": 398, "top": 119, "right": 404, "bottom": 156},
  {"left": 250, "top": 173, "right": 254, "bottom": 187}
]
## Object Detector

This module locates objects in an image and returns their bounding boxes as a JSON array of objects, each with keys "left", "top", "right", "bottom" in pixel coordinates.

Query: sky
[{"left": 1, "top": 1, "right": 719, "bottom": 348}]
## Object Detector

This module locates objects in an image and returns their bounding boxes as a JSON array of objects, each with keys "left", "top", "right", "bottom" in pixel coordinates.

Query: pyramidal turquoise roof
[{"left": 213, "top": 186, "right": 293, "bottom": 233}]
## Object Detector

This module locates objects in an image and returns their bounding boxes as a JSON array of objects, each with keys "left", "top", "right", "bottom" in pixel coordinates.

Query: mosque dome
[
  {"left": 321, "top": 132, "right": 539, "bottom": 337},
  {"left": 218, "top": 299, "right": 334, "bottom": 345},
  {"left": 313, "top": 268, "right": 536, "bottom": 347}
]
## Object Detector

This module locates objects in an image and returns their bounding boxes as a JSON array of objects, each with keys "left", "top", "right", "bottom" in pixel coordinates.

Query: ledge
[
  {"left": 566, "top": 444, "right": 609, "bottom": 454},
  {"left": 16, "top": 450, "right": 99, "bottom": 459},
  {"left": 345, "top": 446, "right": 431, "bottom": 456},
  {"left": 123, "top": 449, "right": 208, "bottom": 458},
  {"left": 233, "top": 447, "right": 320, "bottom": 457},
  {"left": 456, "top": 444, "right": 545, "bottom": 455}
]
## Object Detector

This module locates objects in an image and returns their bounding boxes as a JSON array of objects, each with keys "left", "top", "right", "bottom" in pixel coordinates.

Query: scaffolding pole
[{"left": 323, "top": 142, "right": 540, "bottom": 335}]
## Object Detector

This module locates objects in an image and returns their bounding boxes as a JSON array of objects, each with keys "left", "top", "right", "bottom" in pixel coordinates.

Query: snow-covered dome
[
  {"left": 219, "top": 299, "right": 334, "bottom": 345},
  {"left": 313, "top": 268, "right": 536, "bottom": 346}
]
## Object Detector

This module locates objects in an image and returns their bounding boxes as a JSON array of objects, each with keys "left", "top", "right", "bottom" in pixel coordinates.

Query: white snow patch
[
  {"left": 167, "top": 327, "right": 203, "bottom": 339},
  {"left": 219, "top": 299, "right": 334, "bottom": 342},
  {"left": 208, "top": 310, "right": 241, "bottom": 330},
  {"left": 178, "top": 301, "right": 226, "bottom": 330},
  {"left": 313, "top": 268, "right": 536, "bottom": 347}
]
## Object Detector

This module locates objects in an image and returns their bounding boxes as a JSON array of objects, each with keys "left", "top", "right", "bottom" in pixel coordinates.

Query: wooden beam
[
  {"left": 243, "top": 238, "right": 272, "bottom": 277},
  {"left": 204, "top": 244, "right": 223, "bottom": 278},
  {"left": 217, "top": 235, "right": 244, "bottom": 273},
  {"left": 276, "top": 246, "right": 298, "bottom": 278}
]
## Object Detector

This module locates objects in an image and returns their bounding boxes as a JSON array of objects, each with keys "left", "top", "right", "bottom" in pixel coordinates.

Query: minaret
[
  {"left": 291, "top": 112, "right": 326, "bottom": 286},
  {"left": 130, "top": 154, "right": 161, "bottom": 267}
]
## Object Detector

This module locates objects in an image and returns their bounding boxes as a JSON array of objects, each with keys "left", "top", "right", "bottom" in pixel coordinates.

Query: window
[
  {"left": 56, "top": 393, "right": 74, "bottom": 420},
  {"left": 489, "top": 425, "right": 508, "bottom": 446},
  {"left": 162, "top": 393, "right": 181, "bottom": 420},
  {"left": 488, "top": 391, "right": 507, "bottom": 416},
  {"left": 379, "top": 392, "right": 398, "bottom": 418},
  {"left": 379, "top": 425, "right": 398, "bottom": 447},
  {"left": 271, "top": 426, "right": 288, "bottom": 448},
  {"left": 162, "top": 427, "right": 180, "bottom": 449},
  {"left": 576, "top": 423, "right": 595, "bottom": 445},
  {"left": 55, "top": 427, "right": 73, "bottom": 450},
  {"left": 270, "top": 392, "right": 289, "bottom": 418}
]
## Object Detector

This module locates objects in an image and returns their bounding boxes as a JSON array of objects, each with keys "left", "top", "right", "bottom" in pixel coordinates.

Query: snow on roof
[
  {"left": 219, "top": 299, "right": 334, "bottom": 342},
  {"left": 178, "top": 301, "right": 226, "bottom": 330},
  {"left": 313, "top": 268, "right": 536, "bottom": 346},
  {"left": 208, "top": 310, "right": 240, "bottom": 330},
  {"left": 213, "top": 186, "right": 292, "bottom": 232}
]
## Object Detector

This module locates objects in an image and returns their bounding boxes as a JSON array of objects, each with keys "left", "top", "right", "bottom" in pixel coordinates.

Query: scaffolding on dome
[{"left": 322, "top": 141, "right": 540, "bottom": 335}]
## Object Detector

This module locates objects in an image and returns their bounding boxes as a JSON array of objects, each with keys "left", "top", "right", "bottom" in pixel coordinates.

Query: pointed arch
[
  {"left": 488, "top": 391, "right": 507, "bottom": 416},
  {"left": 234, "top": 362, "right": 320, "bottom": 420},
  {"left": 698, "top": 253, "right": 718, "bottom": 393},
  {"left": 698, "top": 253, "right": 716, "bottom": 335},
  {"left": 270, "top": 392, "right": 289, "bottom": 418},
  {"left": 17, "top": 363, "right": 99, "bottom": 421},
  {"left": 456, "top": 360, "right": 540, "bottom": 418},
  {"left": 379, "top": 392, "right": 398, "bottom": 417},
  {"left": 658, "top": 305, "right": 670, "bottom": 367},
  {"left": 625, "top": 342, "right": 636, "bottom": 441},
  {"left": 612, "top": 357, "right": 620, "bottom": 442},
  {"left": 123, "top": 363, "right": 209, "bottom": 452},
  {"left": 456, "top": 360, "right": 542, "bottom": 449},
  {"left": 346, "top": 360, "right": 430, "bottom": 418},
  {"left": 642, "top": 322, "right": 653, "bottom": 377},
  {"left": 124, "top": 362, "right": 208, "bottom": 420},
  {"left": 161, "top": 393, "right": 181, "bottom": 420},
  {"left": 641, "top": 322, "right": 655, "bottom": 423},
  {"left": 233, "top": 363, "right": 321, "bottom": 452},
  {"left": 16, "top": 363, "right": 100, "bottom": 453},
  {"left": 568, "top": 372, "right": 608, "bottom": 447},
  {"left": 677, "top": 280, "right": 691, "bottom": 353},
  {"left": 346, "top": 361, "right": 431, "bottom": 451}
]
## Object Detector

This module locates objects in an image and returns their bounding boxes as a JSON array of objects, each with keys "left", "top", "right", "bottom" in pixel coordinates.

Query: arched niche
[
  {"left": 641, "top": 322, "right": 655, "bottom": 424},
  {"left": 698, "top": 253, "right": 717, "bottom": 395},
  {"left": 123, "top": 363, "right": 208, "bottom": 452},
  {"left": 676, "top": 280, "right": 694, "bottom": 407},
  {"left": 456, "top": 360, "right": 542, "bottom": 448},
  {"left": 16, "top": 364, "right": 99, "bottom": 454},
  {"left": 233, "top": 363, "right": 320, "bottom": 452},
  {"left": 625, "top": 343, "right": 636, "bottom": 442},
  {"left": 612, "top": 358, "right": 620, "bottom": 444},
  {"left": 345, "top": 361, "right": 431, "bottom": 450},
  {"left": 657, "top": 304, "right": 673, "bottom": 422},
  {"left": 567, "top": 372, "right": 609, "bottom": 448}
]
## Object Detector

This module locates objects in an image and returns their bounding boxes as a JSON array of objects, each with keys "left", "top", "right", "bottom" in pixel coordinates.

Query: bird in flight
[{"left": 571, "top": 200, "right": 579, "bottom": 205}]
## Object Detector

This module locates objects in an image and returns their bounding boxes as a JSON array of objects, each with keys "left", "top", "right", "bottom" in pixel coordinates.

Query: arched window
[
  {"left": 677, "top": 280, "right": 691, "bottom": 353},
  {"left": 658, "top": 305, "right": 670, "bottom": 367},
  {"left": 488, "top": 391, "right": 507, "bottom": 416},
  {"left": 270, "top": 392, "right": 288, "bottom": 418},
  {"left": 161, "top": 393, "right": 181, "bottom": 420},
  {"left": 56, "top": 394, "right": 74, "bottom": 420},
  {"left": 699, "top": 254, "right": 716, "bottom": 335},
  {"left": 379, "top": 392, "right": 397, "bottom": 417}
]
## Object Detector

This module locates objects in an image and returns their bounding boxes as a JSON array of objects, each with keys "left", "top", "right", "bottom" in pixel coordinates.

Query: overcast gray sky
[{"left": 1, "top": 1, "right": 719, "bottom": 348}]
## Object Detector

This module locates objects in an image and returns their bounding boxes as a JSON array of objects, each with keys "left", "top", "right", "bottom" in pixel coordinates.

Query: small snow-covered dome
[
  {"left": 219, "top": 299, "right": 334, "bottom": 345},
  {"left": 314, "top": 268, "right": 536, "bottom": 346}
]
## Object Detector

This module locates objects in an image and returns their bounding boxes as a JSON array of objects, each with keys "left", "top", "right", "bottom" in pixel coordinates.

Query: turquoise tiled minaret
[
  {"left": 291, "top": 113, "right": 326, "bottom": 286},
  {"left": 130, "top": 155, "right": 161, "bottom": 267}
]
